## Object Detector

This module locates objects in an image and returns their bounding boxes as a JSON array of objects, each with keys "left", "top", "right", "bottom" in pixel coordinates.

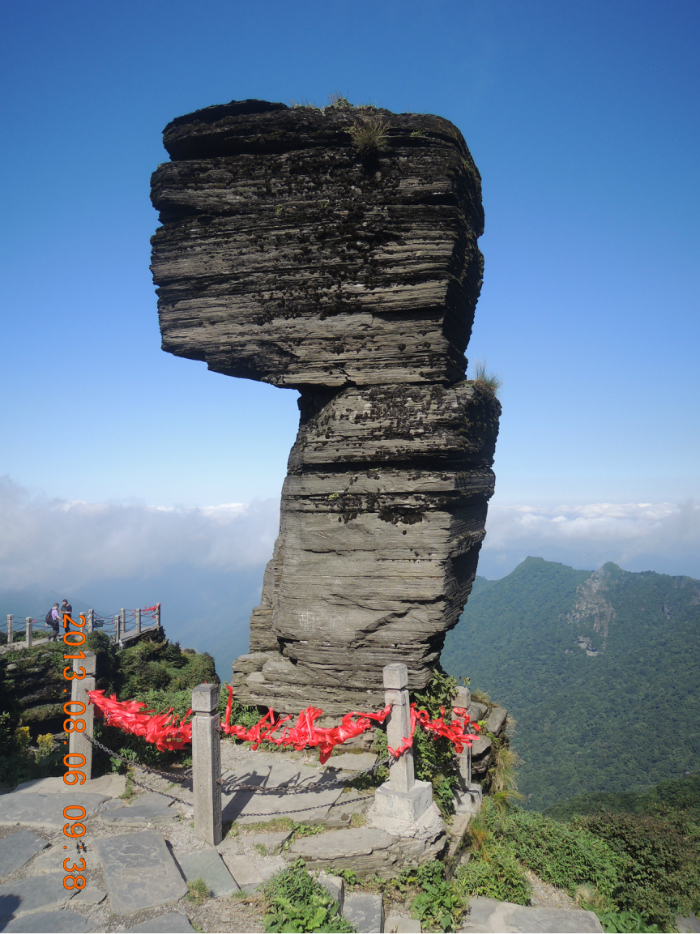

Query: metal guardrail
[{"left": 2, "top": 605, "right": 161, "bottom": 651}]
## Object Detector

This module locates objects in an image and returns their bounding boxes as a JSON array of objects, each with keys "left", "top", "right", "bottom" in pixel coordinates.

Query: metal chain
[
  {"left": 219, "top": 753, "right": 392, "bottom": 796},
  {"left": 86, "top": 733, "right": 389, "bottom": 796},
  {"left": 86, "top": 734, "right": 193, "bottom": 781},
  {"left": 230, "top": 794, "right": 372, "bottom": 819}
]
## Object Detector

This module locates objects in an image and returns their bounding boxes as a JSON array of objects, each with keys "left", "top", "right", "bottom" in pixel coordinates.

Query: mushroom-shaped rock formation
[{"left": 150, "top": 99, "right": 500, "bottom": 716}]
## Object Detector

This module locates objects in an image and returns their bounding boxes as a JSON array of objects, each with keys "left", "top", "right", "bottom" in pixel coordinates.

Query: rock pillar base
[{"left": 374, "top": 779, "right": 433, "bottom": 823}]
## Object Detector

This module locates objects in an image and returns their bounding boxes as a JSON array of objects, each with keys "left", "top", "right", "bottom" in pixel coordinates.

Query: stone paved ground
[{"left": 0, "top": 739, "right": 599, "bottom": 933}]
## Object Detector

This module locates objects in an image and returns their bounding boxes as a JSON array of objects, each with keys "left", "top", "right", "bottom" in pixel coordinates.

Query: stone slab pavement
[
  {"left": 0, "top": 830, "right": 48, "bottom": 879},
  {"left": 0, "top": 908, "right": 94, "bottom": 932},
  {"left": 245, "top": 830, "right": 291, "bottom": 855},
  {"left": 385, "top": 911, "right": 422, "bottom": 932},
  {"left": 221, "top": 854, "right": 265, "bottom": 893},
  {"left": 94, "top": 830, "right": 187, "bottom": 915},
  {"left": 458, "top": 896, "right": 604, "bottom": 933},
  {"left": 124, "top": 911, "right": 196, "bottom": 932},
  {"left": 221, "top": 754, "right": 346, "bottom": 823},
  {"left": 175, "top": 846, "right": 239, "bottom": 897},
  {"left": 343, "top": 892, "right": 385, "bottom": 933},
  {"left": 99, "top": 792, "right": 178, "bottom": 827},
  {"left": 0, "top": 871, "right": 75, "bottom": 919},
  {"left": 0, "top": 793, "right": 108, "bottom": 828},
  {"left": 14, "top": 775, "right": 126, "bottom": 797},
  {"left": 324, "top": 752, "right": 377, "bottom": 772}
]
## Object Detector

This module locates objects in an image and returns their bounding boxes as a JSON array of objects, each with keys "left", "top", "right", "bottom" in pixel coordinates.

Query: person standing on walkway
[
  {"left": 61, "top": 599, "right": 73, "bottom": 632},
  {"left": 46, "top": 603, "right": 60, "bottom": 641}
]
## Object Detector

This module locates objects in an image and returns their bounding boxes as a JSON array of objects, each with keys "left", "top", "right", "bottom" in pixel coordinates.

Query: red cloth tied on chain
[
  {"left": 221, "top": 686, "right": 391, "bottom": 764},
  {"left": 87, "top": 689, "right": 193, "bottom": 752},
  {"left": 86, "top": 688, "right": 480, "bottom": 762},
  {"left": 387, "top": 703, "right": 481, "bottom": 758}
]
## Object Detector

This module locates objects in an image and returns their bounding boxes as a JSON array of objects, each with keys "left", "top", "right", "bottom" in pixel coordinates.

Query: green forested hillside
[{"left": 443, "top": 557, "right": 700, "bottom": 811}]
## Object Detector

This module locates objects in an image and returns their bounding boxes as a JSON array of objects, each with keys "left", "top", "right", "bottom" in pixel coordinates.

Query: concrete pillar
[
  {"left": 6, "top": 614, "right": 12, "bottom": 645},
  {"left": 70, "top": 652, "right": 96, "bottom": 780},
  {"left": 454, "top": 685, "right": 472, "bottom": 788},
  {"left": 156, "top": 603, "right": 161, "bottom": 629},
  {"left": 120, "top": 608, "right": 126, "bottom": 640},
  {"left": 135, "top": 608, "right": 141, "bottom": 634},
  {"left": 374, "top": 663, "right": 433, "bottom": 823},
  {"left": 25, "top": 618, "right": 32, "bottom": 648},
  {"left": 87, "top": 610, "right": 94, "bottom": 634},
  {"left": 192, "top": 683, "right": 222, "bottom": 846}
]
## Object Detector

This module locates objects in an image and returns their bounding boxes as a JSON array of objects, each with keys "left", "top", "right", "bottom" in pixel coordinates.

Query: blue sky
[{"left": 1, "top": 0, "right": 699, "bottom": 600}]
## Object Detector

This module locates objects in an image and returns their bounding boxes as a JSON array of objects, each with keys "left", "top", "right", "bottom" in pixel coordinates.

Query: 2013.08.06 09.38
[{"left": 62, "top": 614, "right": 89, "bottom": 892}]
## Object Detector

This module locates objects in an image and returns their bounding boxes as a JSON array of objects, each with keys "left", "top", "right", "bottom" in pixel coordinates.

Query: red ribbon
[
  {"left": 220, "top": 687, "right": 391, "bottom": 763},
  {"left": 88, "top": 690, "right": 192, "bottom": 752},
  {"left": 87, "top": 689, "right": 480, "bottom": 762},
  {"left": 386, "top": 704, "right": 480, "bottom": 758}
]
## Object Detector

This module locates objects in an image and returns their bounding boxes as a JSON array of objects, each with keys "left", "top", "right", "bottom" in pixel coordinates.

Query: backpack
[{"left": 45, "top": 610, "right": 53, "bottom": 624}]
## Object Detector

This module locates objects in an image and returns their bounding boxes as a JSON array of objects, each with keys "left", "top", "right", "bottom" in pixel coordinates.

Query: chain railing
[{"left": 85, "top": 732, "right": 390, "bottom": 817}]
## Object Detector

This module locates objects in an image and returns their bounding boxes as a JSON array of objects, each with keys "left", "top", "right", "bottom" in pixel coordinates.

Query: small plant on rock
[
  {"left": 35, "top": 733, "right": 55, "bottom": 760},
  {"left": 185, "top": 878, "right": 210, "bottom": 903},
  {"left": 263, "top": 859, "right": 354, "bottom": 933},
  {"left": 400, "top": 861, "right": 467, "bottom": 932},
  {"left": 347, "top": 116, "right": 389, "bottom": 160},
  {"left": 472, "top": 360, "right": 502, "bottom": 395}
]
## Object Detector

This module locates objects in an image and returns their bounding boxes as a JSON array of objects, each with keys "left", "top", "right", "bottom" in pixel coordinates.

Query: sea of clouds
[
  {"left": 479, "top": 499, "right": 700, "bottom": 579},
  {"left": 1, "top": 475, "right": 698, "bottom": 593}
]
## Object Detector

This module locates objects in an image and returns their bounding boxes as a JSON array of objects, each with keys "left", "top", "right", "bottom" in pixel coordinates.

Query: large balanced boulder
[{"left": 150, "top": 99, "right": 500, "bottom": 714}]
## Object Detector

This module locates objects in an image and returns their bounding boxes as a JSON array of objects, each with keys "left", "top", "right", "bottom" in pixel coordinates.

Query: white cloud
[
  {"left": 0, "top": 476, "right": 279, "bottom": 591},
  {"left": 481, "top": 499, "right": 700, "bottom": 578},
  {"left": 1, "top": 476, "right": 698, "bottom": 592}
]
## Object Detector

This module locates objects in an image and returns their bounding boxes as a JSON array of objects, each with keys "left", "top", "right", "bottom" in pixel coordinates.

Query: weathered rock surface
[
  {"left": 458, "top": 896, "right": 604, "bottom": 933},
  {"left": 151, "top": 99, "right": 500, "bottom": 713}
]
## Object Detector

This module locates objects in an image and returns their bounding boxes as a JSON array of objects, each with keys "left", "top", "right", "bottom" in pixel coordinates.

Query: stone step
[
  {"left": 458, "top": 896, "right": 604, "bottom": 933},
  {"left": 94, "top": 829, "right": 187, "bottom": 914},
  {"left": 343, "top": 892, "right": 384, "bottom": 933}
]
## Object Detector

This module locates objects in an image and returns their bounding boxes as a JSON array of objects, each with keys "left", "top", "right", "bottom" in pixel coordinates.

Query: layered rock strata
[{"left": 150, "top": 99, "right": 500, "bottom": 715}]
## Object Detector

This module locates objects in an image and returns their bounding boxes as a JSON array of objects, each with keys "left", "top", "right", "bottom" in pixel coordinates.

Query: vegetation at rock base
[
  {"left": 263, "top": 859, "right": 354, "bottom": 933},
  {"left": 444, "top": 556, "right": 700, "bottom": 811},
  {"left": 398, "top": 861, "right": 467, "bottom": 932},
  {"left": 0, "top": 629, "right": 228, "bottom": 783},
  {"left": 458, "top": 794, "right": 700, "bottom": 932}
]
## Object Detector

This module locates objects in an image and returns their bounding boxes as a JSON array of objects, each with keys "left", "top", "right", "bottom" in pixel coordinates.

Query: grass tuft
[
  {"left": 472, "top": 360, "right": 502, "bottom": 395},
  {"left": 346, "top": 117, "right": 389, "bottom": 160}
]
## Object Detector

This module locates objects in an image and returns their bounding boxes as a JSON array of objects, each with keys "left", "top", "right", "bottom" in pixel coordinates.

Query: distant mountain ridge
[{"left": 443, "top": 556, "right": 700, "bottom": 811}]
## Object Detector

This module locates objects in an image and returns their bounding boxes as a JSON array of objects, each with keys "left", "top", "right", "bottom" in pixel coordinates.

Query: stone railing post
[
  {"left": 6, "top": 614, "right": 12, "bottom": 646},
  {"left": 87, "top": 609, "right": 94, "bottom": 634},
  {"left": 25, "top": 617, "right": 33, "bottom": 648},
  {"left": 70, "top": 652, "right": 96, "bottom": 780},
  {"left": 374, "top": 663, "right": 433, "bottom": 823},
  {"left": 454, "top": 685, "right": 472, "bottom": 788},
  {"left": 120, "top": 608, "right": 126, "bottom": 640},
  {"left": 135, "top": 608, "right": 141, "bottom": 634},
  {"left": 192, "top": 683, "right": 222, "bottom": 846},
  {"left": 156, "top": 603, "right": 161, "bottom": 630}
]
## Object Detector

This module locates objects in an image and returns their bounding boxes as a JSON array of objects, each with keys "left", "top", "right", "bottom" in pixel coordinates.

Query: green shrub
[
  {"left": 0, "top": 713, "right": 17, "bottom": 756},
  {"left": 483, "top": 800, "right": 622, "bottom": 899},
  {"left": 263, "top": 859, "right": 354, "bottom": 933},
  {"left": 592, "top": 908, "right": 662, "bottom": 933},
  {"left": 457, "top": 841, "right": 532, "bottom": 905},
  {"left": 412, "top": 672, "right": 463, "bottom": 819},
  {"left": 575, "top": 811, "right": 700, "bottom": 928},
  {"left": 400, "top": 861, "right": 467, "bottom": 932}
]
